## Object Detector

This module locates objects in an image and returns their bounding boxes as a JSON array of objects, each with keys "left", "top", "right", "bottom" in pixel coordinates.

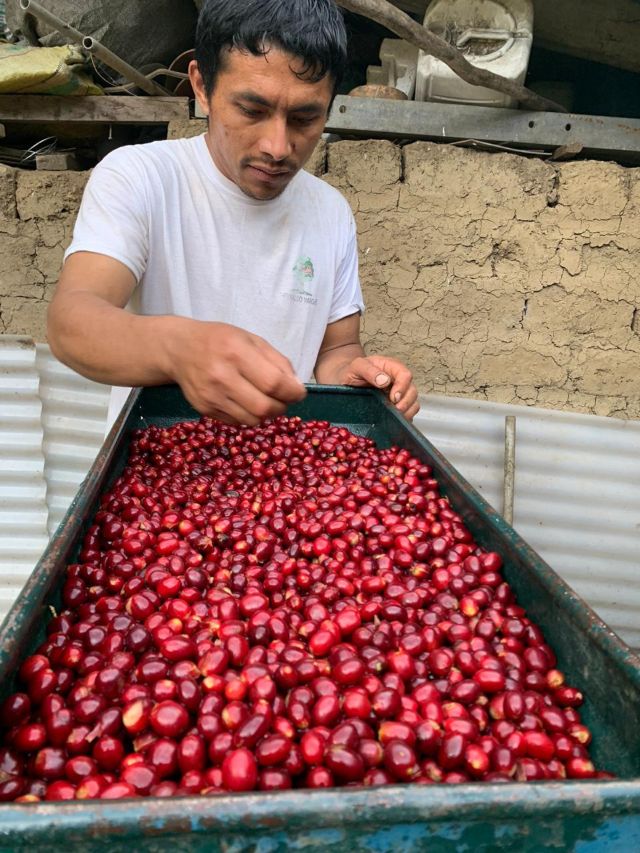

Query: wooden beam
[{"left": 0, "top": 95, "right": 189, "bottom": 125}]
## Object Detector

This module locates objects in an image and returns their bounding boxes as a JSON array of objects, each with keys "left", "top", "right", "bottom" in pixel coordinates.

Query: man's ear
[{"left": 188, "top": 60, "right": 210, "bottom": 117}]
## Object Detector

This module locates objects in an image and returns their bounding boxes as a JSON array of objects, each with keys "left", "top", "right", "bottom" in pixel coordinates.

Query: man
[{"left": 47, "top": 0, "right": 420, "bottom": 425}]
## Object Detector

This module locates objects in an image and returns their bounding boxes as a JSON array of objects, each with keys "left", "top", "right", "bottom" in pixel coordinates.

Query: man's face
[{"left": 189, "top": 47, "right": 333, "bottom": 200}]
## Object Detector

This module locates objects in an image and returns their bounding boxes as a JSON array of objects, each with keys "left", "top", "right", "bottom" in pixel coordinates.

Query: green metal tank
[{"left": 1, "top": 385, "right": 639, "bottom": 852}]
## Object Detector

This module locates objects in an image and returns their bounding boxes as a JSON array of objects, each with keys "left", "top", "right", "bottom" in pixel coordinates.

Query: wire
[
  {"left": 89, "top": 53, "right": 142, "bottom": 97},
  {"left": 447, "top": 138, "right": 552, "bottom": 158},
  {"left": 88, "top": 54, "right": 189, "bottom": 96},
  {"left": 102, "top": 68, "right": 188, "bottom": 96},
  {"left": 0, "top": 136, "right": 57, "bottom": 168}
]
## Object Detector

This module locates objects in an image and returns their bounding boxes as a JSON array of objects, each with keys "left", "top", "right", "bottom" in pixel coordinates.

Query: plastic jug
[{"left": 366, "top": 39, "right": 420, "bottom": 99}]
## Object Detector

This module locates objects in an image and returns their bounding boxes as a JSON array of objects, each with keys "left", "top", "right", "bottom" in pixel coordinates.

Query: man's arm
[
  {"left": 314, "top": 313, "right": 420, "bottom": 420},
  {"left": 47, "top": 251, "right": 305, "bottom": 425}
]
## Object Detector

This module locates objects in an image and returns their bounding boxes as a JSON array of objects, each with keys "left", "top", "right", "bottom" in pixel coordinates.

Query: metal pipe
[
  {"left": 503, "top": 415, "right": 516, "bottom": 526},
  {"left": 81, "top": 37, "right": 171, "bottom": 97},
  {"left": 19, "top": 0, "right": 170, "bottom": 97}
]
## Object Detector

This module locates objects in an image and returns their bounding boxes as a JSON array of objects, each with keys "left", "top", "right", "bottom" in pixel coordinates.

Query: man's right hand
[
  {"left": 167, "top": 319, "right": 306, "bottom": 425},
  {"left": 47, "top": 253, "right": 305, "bottom": 427}
]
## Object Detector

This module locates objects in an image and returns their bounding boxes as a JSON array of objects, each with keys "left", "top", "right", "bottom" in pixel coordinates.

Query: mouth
[{"left": 246, "top": 164, "right": 292, "bottom": 181}]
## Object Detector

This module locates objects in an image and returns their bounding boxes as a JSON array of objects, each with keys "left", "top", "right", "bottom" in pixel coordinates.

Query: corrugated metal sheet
[
  {"left": 35, "top": 345, "right": 111, "bottom": 537},
  {"left": 416, "top": 397, "right": 640, "bottom": 650},
  {"left": 0, "top": 337, "right": 49, "bottom": 623}
]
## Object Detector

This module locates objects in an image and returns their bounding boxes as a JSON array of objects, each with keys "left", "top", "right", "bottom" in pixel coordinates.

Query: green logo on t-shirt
[{"left": 292, "top": 256, "right": 315, "bottom": 296}]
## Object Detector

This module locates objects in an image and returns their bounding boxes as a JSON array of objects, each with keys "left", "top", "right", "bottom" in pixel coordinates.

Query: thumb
[{"left": 346, "top": 357, "right": 392, "bottom": 389}]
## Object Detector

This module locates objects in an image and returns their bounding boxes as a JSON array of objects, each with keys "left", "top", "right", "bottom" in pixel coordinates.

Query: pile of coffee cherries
[{"left": 0, "top": 416, "right": 609, "bottom": 801}]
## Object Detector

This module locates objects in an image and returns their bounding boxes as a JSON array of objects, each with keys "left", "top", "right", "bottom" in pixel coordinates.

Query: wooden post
[{"left": 503, "top": 416, "right": 516, "bottom": 526}]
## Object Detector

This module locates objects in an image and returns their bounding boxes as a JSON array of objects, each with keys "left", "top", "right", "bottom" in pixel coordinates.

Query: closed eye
[
  {"left": 238, "top": 104, "right": 264, "bottom": 118},
  {"left": 291, "top": 114, "right": 319, "bottom": 126}
]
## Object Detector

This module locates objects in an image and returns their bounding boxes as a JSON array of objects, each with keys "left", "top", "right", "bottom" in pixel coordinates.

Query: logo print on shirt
[
  {"left": 292, "top": 256, "right": 314, "bottom": 294},
  {"left": 287, "top": 256, "right": 318, "bottom": 305}
]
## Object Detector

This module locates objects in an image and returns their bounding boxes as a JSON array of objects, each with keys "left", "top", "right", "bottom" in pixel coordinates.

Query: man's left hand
[{"left": 341, "top": 355, "right": 420, "bottom": 420}]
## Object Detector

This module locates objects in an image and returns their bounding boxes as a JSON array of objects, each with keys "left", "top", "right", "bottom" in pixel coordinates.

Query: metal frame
[{"left": 326, "top": 96, "right": 640, "bottom": 161}]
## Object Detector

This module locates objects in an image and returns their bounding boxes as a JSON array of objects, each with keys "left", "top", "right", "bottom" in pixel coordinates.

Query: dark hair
[{"left": 194, "top": 0, "right": 348, "bottom": 97}]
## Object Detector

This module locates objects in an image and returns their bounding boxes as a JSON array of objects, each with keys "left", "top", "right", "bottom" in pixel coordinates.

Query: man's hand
[
  {"left": 168, "top": 320, "right": 306, "bottom": 425},
  {"left": 48, "top": 253, "right": 305, "bottom": 426},
  {"left": 314, "top": 314, "right": 420, "bottom": 421},
  {"left": 340, "top": 354, "right": 420, "bottom": 421}
]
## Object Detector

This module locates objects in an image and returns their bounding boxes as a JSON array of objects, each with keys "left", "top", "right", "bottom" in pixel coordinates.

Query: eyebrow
[{"left": 234, "top": 92, "right": 326, "bottom": 114}]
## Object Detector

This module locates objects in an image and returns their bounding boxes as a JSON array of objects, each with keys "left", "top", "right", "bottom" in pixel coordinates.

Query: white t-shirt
[{"left": 65, "top": 134, "right": 364, "bottom": 387}]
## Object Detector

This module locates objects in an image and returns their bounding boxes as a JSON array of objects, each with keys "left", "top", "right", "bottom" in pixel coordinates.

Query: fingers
[
  {"left": 346, "top": 356, "right": 413, "bottom": 403},
  {"left": 393, "top": 380, "right": 419, "bottom": 416},
  {"left": 187, "top": 370, "right": 292, "bottom": 426},
  {"left": 344, "top": 356, "right": 393, "bottom": 390},
  {"left": 224, "top": 373, "right": 291, "bottom": 424},
  {"left": 172, "top": 321, "right": 305, "bottom": 425},
  {"left": 387, "top": 364, "right": 414, "bottom": 407},
  {"left": 244, "top": 339, "right": 307, "bottom": 404},
  {"left": 363, "top": 355, "right": 417, "bottom": 419},
  {"left": 404, "top": 400, "right": 421, "bottom": 421},
  {"left": 255, "top": 337, "right": 298, "bottom": 377},
  {"left": 347, "top": 355, "right": 417, "bottom": 413}
]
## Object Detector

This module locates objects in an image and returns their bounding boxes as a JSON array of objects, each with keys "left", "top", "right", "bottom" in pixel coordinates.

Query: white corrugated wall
[
  {"left": 35, "top": 345, "right": 110, "bottom": 536},
  {"left": 1, "top": 338, "right": 639, "bottom": 650},
  {"left": 0, "top": 338, "right": 49, "bottom": 617},
  {"left": 415, "top": 399, "right": 640, "bottom": 650}
]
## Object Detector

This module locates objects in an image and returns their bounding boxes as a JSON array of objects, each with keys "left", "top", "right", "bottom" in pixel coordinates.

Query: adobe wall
[{"left": 2, "top": 124, "right": 639, "bottom": 418}]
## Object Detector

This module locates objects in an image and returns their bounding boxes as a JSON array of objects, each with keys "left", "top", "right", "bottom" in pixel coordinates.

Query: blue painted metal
[
  {"left": 1, "top": 384, "right": 639, "bottom": 851},
  {"left": 0, "top": 782, "right": 639, "bottom": 851}
]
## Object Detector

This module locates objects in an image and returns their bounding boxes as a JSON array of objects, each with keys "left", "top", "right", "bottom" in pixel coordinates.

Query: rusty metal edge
[{"left": 0, "top": 780, "right": 639, "bottom": 839}]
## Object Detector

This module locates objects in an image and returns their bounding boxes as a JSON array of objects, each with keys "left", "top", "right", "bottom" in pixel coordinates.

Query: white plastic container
[
  {"left": 415, "top": 0, "right": 534, "bottom": 108},
  {"left": 366, "top": 38, "right": 420, "bottom": 99}
]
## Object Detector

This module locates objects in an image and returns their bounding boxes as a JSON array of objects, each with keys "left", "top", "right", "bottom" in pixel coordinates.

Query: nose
[{"left": 259, "top": 115, "right": 293, "bottom": 162}]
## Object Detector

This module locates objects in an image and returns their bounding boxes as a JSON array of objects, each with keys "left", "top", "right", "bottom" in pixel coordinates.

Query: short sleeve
[
  {"left": 328, "top": 205, "right": 365, "bottom": 324},
  {"left": 64, "top": 148, "right": 149, "bottom": 282}
]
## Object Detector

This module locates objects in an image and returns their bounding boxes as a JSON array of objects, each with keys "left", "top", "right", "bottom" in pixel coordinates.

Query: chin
[{"left": 244, "top": 182, "right": 288, "bottom": 201}]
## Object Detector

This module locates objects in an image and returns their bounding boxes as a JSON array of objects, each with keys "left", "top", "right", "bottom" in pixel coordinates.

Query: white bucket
[{"left": 415, "top": 0, "right": 534, "bottom": 108}]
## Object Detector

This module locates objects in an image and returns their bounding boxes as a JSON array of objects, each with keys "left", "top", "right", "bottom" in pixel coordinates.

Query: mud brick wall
[
  {"left": 2, "top": 127, "right": 639, "bottom": 418},
  {"left": 326, "top": 140, "right": 640, "bottom": 419}
]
